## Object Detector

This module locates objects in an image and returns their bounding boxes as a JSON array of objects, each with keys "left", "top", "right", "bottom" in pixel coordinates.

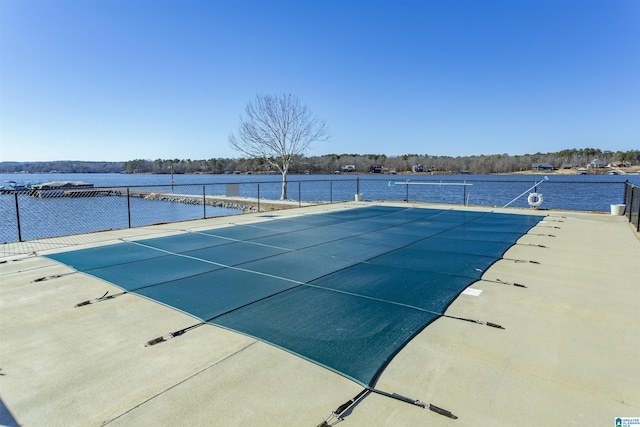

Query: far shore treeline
[{"left": 1, "top": 148, "right": 639, "bottom": 175}]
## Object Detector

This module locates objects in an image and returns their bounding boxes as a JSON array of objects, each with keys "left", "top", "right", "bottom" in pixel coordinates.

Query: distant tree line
[
  {"left": 117, "top": 149, "right": 640, "bottom": 174},
  {"left": 0, "top": 161, "right": 124, "bottom": 174},
  {"left": 1, "top": 148, "right": 638, "bottom": 175}
]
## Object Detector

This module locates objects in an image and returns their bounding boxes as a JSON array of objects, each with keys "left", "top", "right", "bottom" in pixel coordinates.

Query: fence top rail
[
  {"left": 67, "top": 176, "right": 636, "bottom": 191},
  {"left": 86, "top": 179, "right": 351, "bottom": 190}
]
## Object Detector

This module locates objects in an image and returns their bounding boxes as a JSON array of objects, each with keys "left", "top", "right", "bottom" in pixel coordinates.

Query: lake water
[{"left": 1, "top": 172, "right": 638, "bottom": 243}]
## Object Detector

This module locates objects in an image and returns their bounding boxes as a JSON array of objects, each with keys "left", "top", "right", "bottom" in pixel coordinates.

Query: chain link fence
[
  {"left": 1, "top": 177, "right": 633, "bottom": 256},
  {"left": 624, "top": 181, "right": 640, "bottom": 232},
  {"left": 384, "top": 178, "right": 627, "bottom": 211}
]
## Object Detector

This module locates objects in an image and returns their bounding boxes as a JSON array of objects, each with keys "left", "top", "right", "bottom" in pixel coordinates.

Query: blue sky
[{"left": 1, "top": 0, "right": 638, "bottom": 162}]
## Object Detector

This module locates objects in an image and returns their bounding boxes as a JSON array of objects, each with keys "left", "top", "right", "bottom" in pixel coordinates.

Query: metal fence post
[
  {"left": 203, "top": 185, "right": 206, "bottom": 219},
  {"left": 298, "top": 182, "right": 301, "bottom": 208},
  {"left": 330, "top": 181, "right": 333, "bottom": 204},
  {"left": 463, "top": 181, "right": 467, "bottom": 206},
  {"left": 637, "top": 187, "right": 640, "bottom": 232},
  {"left": 632, "top": 185, "right": 636, "bottom": 229},
  {"left": 257, "top": 183, "right": 260, "bottom": 212},
  {"left": 634, "top": 185, "right": 640, "bottom": 232},
  {"left": 624, "top": 181, "right": 630, "bottom": 219},
  {"left": 127, "top": 188, "right": 132, "bottom": 228},
  {"left": 14, "top": 192, "right": 22, "bottom": 242},
  {"left": 405, "top": 180, "right": 409, "bottom": 202}
]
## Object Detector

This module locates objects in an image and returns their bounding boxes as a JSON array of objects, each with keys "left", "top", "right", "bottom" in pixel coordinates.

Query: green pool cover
[{"left": 47, "top": 206, "right": 543, "bottom": 386}]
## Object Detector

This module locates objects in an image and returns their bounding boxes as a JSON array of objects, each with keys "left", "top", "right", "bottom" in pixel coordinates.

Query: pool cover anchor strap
[
  {"left": 388, "top": 392, "right": 425, "bottom": 408},
  {"left": 524, "top": 243, "right": 548, "bottom": 248},
  {"left": 445, "top": 314, "right": 505, "bottom": 329},
  {"left": 512, "top": 259, "right": 541, "bottom": 264},
  {"left": 373, "top": 388, "right": 457, "bottom": 419},
  {"left": 33, "top": 274, "right": 65, "bottom": 283},
  {"left": 318, "top": 389, "right": 370, "bottom": 426},
  {"left": 33, "top": 270, "right": 79, "bottom": 283},
  {"left": 318, "top": 387, "right": 456, "bottom": 426},
  {"left": 493, "top": 278, "right": 527, "bottom": 288},
  {"left": 0, "top": 252, "right": 36, "bottom": 265},
  {"left": 75, "top": 290, "right": 125, "bottom": 307},
  {"left": 145, "top": 322, "right": 204, "bottom": 347}
]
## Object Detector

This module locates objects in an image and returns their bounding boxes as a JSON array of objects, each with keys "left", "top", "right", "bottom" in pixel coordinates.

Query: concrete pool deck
[{"left": 1, "top": 201, "right": 638, "bottom": 426}]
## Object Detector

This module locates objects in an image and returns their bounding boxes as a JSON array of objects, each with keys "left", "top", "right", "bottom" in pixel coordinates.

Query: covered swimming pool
[{"left": 47, "top": 205, "right": 543, "bottom": 387}]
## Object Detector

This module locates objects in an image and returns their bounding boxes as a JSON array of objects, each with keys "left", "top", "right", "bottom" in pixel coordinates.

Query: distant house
[
  {"left": 412, "top": 164, "right": 429, "bottom": 173},
  {"left": 532, "top": 163, "right": 555, "bottom": 171},
  {"left": 608, "top": 161, "right": 631, "bottom": 168},
  {"left": 369, "top": 165, "right": 383, "bottom": 173},
  {"left": 588, "top": 159, "right": 605, "bottom": 169},
  {"left": 561, "top": 163, "right": 573, "bottom": 170},
  {"left": 341, "top": 165, "right": 356, "bottom": 173}
]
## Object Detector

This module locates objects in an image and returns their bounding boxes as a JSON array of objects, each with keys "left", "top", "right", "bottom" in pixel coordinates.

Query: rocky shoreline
[
  {"left": 142, "top": 192, "right": 309, "bottom": 213},
  {"left": 144, "top": 193, "right": 260, "bottom": 213}
]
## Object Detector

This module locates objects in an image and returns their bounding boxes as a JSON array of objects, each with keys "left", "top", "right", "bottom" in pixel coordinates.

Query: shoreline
[
  {"left": 3, "top": 164, "right": 639, "bottom": 177},
  {"left": 143, "top": 192, "right": 314, "bottom": 213}
]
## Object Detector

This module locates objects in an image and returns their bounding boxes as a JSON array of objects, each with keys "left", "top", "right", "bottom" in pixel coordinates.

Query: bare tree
[{"left": 229, "top": 93, "right": 330, "bottom": 199}]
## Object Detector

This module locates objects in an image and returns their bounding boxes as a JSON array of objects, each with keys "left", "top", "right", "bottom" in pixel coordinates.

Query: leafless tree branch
[{"left": 229, "top": 93, "right": 330, "bottom": 199}]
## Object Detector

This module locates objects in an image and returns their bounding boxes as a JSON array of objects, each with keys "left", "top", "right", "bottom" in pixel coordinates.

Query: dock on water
[
  {"left": 27, "top": 183, "right": 160, "bottom": 198},
  {"left": 24, "top": 181, "right": 312, "bottom": 212}
]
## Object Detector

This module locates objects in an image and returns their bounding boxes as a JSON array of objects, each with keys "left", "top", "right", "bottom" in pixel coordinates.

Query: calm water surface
[{"left": 1, "top": 173, "right": 638, "bottom": 243}]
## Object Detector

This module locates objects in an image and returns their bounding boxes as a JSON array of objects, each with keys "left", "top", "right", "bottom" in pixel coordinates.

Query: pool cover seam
[
  {"left": 121, "top": 239, "right": 438, "bottom": 321},
  {"left": 124, "top": 239, "right": 303, "bottom": 286},
  {"left": 112, "top": 207, "right": 460, "bottom": 284},
  {"left": 120, "top": 212, "right": 516, "bottom": 319},
  {"left": 69, "top": 207, "right": 542, "bottom": 321},
  {"left": 185, "top": 208, "right": 494, "bottom": 269},
  {"left": 200, "top": 205, "right": 462, "bottom": 245},
  {"left": 118, "top": 208, "right": 483, "bottom": 291},
  {"left": 112, "top": 207, "right": 533, "bottom": 302}
]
